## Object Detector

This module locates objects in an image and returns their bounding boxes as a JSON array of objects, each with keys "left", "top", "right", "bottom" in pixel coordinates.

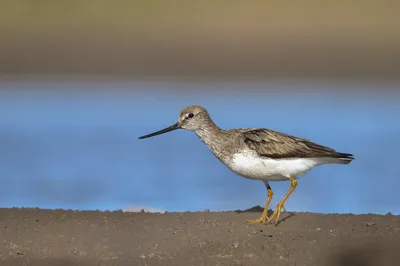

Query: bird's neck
[
  {"left": 194, "top": 119, "right": 221, "bottom": 142},
  {"left": 194, "top": 122, "right": 231, "bottom": 161}
]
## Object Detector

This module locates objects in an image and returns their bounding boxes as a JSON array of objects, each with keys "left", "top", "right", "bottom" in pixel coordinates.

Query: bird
[{"left": 138, "top": 105, "right": 354, "bottom": 225}]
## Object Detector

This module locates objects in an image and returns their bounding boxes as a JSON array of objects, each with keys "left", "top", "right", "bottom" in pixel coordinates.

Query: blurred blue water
[{"left": 0, "top": 81, "right": 399, "bottom": 214}]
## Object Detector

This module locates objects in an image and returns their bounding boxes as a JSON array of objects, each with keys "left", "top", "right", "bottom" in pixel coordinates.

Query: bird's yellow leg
[
  {"left": 246, "top": 184, "right": 274, "bottom": 224},
  {"left": 266, "top": 177, "right": 297, "bottom": 226}
]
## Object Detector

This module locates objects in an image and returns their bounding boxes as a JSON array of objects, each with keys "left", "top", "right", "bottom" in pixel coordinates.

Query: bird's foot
[
  {"left": 246, "top": 211, "right": 271, "bottom": 224},
  {"left": 265, "top": 203, "right": 286, "bottom": 226}
]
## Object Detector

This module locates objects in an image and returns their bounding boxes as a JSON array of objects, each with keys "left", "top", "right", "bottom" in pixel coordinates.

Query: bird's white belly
[{"left": 228, "top": 153, "right": 328, "bottom": 181}]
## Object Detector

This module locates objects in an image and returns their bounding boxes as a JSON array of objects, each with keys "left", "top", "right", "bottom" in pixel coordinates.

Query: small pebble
[{"left": 365, "top": 221, "right": 375, "bottom": 227}]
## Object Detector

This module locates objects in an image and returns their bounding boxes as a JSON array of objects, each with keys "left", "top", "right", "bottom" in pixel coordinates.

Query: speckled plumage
[
  {"left": 174, "top": 106, "right": 353, "bottom": 167},
  {"left": 139, "top": 105, "right": 354, "bottom": 225}
]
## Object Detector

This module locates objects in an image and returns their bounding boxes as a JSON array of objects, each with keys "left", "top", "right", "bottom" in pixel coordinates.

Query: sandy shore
[{"left": 0, "top": 207, "right": 399, "bottom": 266}]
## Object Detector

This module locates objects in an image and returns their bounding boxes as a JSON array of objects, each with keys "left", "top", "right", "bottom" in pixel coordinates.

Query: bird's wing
[{"left": 241, "top": 128, "right": 347, "bottom": 159}]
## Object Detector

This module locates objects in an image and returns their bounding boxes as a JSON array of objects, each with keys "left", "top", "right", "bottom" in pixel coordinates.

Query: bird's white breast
[{"left": 228, "top": 152, "right": 330, "bottom": 181}]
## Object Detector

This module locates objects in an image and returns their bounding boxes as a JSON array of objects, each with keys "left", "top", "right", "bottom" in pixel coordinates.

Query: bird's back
[{"left": 230, "top": 127, "right": 354, "bottom": 163}]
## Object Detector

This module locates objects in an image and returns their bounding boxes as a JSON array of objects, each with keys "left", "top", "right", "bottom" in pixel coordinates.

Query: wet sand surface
[{"left": 0, "top": 207, "right": 399, "bottom": 266}]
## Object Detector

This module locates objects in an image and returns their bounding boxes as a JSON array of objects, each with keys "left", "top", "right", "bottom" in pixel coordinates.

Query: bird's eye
[{"left": 188, "top": 113, "right": 194, "bottom": 118}]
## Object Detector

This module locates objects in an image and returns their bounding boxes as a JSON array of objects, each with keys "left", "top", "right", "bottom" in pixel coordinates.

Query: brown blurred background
[{"left": 1, "top": 0, "right": 400, "bottom": 80}]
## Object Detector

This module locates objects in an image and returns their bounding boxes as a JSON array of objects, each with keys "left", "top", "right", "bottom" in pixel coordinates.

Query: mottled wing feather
[{"left": 242, "top": 128, "right": 349, "bottom": 159}]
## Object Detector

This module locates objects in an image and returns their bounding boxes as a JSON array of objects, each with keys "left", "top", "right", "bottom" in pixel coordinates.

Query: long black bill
[{"left": 138, "top": 122, "right": 180, "bottom": 139}]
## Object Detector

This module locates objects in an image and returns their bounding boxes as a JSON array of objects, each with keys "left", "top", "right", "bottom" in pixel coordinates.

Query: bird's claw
[{"left": 265, "top": 203, "right": 286, "bottom": 225}]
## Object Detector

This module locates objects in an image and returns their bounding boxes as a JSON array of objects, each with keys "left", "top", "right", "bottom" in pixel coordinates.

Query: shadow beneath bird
[
  {"left": 275, "top": 212, "right": 296, "bottom": 225},
  {"left": 233, "top": 205, "right": 265, "bottom": 213},
  {"left": 233, "top": 205, "right": 296, "bottom": 225}
]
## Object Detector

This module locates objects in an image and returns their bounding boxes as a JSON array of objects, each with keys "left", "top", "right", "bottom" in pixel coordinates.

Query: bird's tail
[{"left": 335, "top": 152, "right": 355, "bottom": 164}]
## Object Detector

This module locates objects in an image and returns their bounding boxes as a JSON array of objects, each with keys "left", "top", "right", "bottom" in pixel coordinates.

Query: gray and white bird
[{"left": 139, "top": 105, "right": 354, "bottom": 225}]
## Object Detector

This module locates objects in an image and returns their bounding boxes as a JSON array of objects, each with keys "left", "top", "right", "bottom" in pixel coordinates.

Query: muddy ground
[{"left": 0, "top": 207, "right": 399, "bottom": 266}]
